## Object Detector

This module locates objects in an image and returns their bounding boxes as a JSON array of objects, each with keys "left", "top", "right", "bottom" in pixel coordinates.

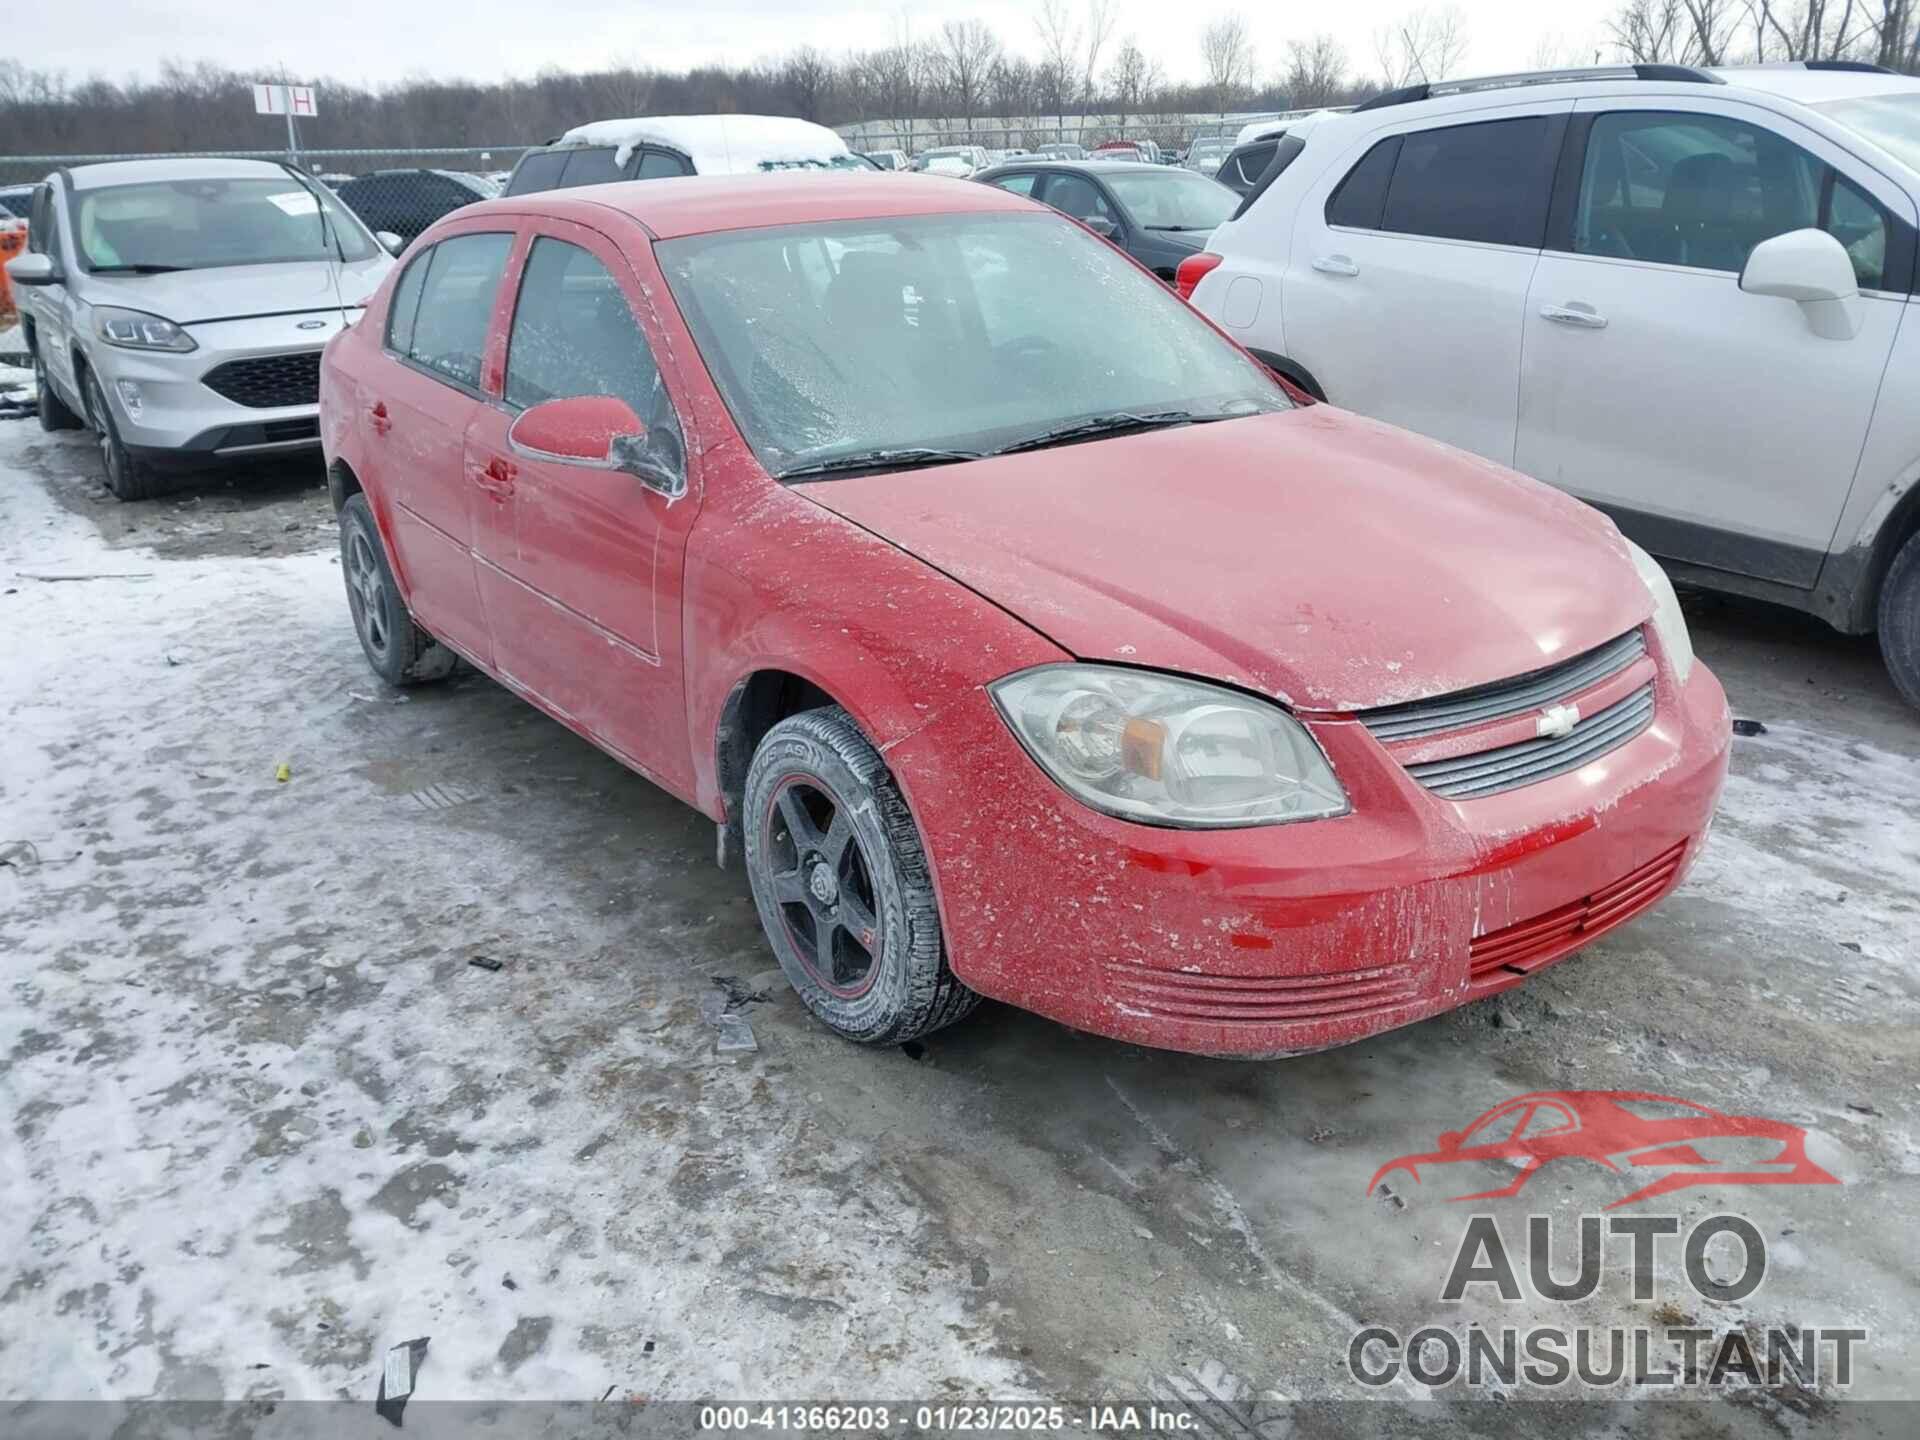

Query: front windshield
[
  {"left": 1105, "top": 170, "right": 1237, "bottom": 230},
  {"left": 1817, "top": 93, "right": 1920, "bottom": 174},
  {"left": 73, "top": 176, "right": 377, "bottom": 271},
  {"left": 657, "top": 211, "right": 1289, "bottom": 474}
]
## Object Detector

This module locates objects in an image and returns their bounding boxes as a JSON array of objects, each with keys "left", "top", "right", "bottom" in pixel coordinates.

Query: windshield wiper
[
  {"left": 994, "top": 410, "right": 1204, "bottom": 456},
  {"left": 88, "top": 263, "right": 190, "bottom": 274},
  {"left": 776, "top": 447, "right": 985, "bottom": 482}
]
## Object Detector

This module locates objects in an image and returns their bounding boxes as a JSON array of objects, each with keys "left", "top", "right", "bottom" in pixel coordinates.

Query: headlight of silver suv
[
  {"left": 989, "top": 665, "right": 1348, "bottom": 828},
  {"left": 1624, "top": 540, "right": 1695, "bottom": 684},
  {"left": 93, "top": 306, "right": 197, "bottom": 353}
]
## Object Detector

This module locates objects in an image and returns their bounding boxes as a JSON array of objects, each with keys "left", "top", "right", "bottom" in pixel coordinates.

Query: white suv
[{"left": 1183, "top": 62, "right": 1920, "bottom": 708}]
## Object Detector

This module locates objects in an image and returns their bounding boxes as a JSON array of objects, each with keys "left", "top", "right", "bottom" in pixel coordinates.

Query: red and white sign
[{"left": 252, "top": 84, "right": 317, "bottom": 117}]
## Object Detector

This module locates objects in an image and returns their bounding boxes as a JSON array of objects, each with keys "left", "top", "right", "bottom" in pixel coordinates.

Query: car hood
[
  {"left": 799, "top": 407, "right": 1652, "bottom": 713},
  {"left": 1144, "top": 227, "right": 1213, "bottom": 253},
  {"left": 82, "top": 256, "right": 392, "bottom": 326}
]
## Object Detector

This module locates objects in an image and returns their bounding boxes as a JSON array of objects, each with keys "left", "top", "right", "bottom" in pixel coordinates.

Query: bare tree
[
  {"left": 1529, "top": 32, "right": 1601, "bottom": 68},
  {"left": 1082, "top": 0, "right": 1119, "bottom": 115},
  {"left": 1373, "top": 6, "right": 1470, "bottom": 87},
  {"left": 779, "top": 46, "right": 834, "bottom": 123},
  {"left": 1200, "top": 14, "right": 1257, "bottom": 116},
  {"left": 989, "top": 55, "right": 1039, "bottom": 121},
  {"left": 935, "top": 19, "right": 1002, "bottom": 135},
  {"left": 1105, "top": 38, "right": 1165, "bottom": 129},
  {"left": 1034, "top": 0, "right": 1081, "bottom": 130},
  {"left": 1607, "top": 0, "right": 1738, "bottom": 63},
  {"left": 1283, "top": 33, "right": 1349, "bottom": 107}
]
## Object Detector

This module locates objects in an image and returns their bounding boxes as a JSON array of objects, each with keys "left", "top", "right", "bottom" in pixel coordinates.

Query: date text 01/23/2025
[{"left": 698, "top": 1405, "right": 1201, "bottom": 1432}]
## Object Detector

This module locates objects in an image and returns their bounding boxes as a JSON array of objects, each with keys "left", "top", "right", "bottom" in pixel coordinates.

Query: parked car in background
[
  {"left": 505, "top": 115, "right": 863, "bottom": 196},
  {"left": 863, "top": 149, "right": 910, "bottom": 171},
  {"left": 1183, "top": 61, "right": 1920, "bottom": 708},
  {"left": 335, "top": 169, "right": 492, "bottom": 248},
  {"left": 0, "top": 184, "right": 36, "bottom": 219},
  {"left": 1092, "top": 139, "right": 1164, "bottom": 164},
  {"left": 4, "top": 157, "right": 393, "bottom": 498},
  {"left": 1184, "top": 137, "right": 1235, "bottom": 175},
  {"left": 318, "top": 171, "right": 1727, "bottom": 1055},
  {"left": 912, "top": 145, "right": 990, "bottom": 177},
  {"left": 975, "top": 159, "right": 1237, "bottom": 282},
  {"left": 1035, "top": 143, "right": 1088, "bottom": 160}
]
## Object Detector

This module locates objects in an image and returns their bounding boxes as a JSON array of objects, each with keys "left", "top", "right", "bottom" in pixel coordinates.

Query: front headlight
[
  {"left": 1624, "top": 540, "right": 1695, "bottom": 684},
  {"left": 989, "top": 665, "right": 1348, "bottom": 828},
  {"left": 93, "top": 306, "right": 196, "bottom": 352}
]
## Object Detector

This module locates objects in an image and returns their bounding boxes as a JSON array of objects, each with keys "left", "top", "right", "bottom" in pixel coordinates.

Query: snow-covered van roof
[{"left": 554, "top": 114, "right": 850, "bottom": 174}]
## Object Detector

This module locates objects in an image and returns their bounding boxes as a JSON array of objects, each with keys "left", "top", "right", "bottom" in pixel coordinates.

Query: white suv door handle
[
  {"left": 1540, "top": 302, "right": 1608, "bottom": 329},
  {"left": 1312, "top": 254, "right": 1359, "bottom": 277}
]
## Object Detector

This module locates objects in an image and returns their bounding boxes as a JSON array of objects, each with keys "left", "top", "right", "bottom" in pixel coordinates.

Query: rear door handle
[
  {"left": 1312, "top": 254, "right": 1359, "bottom": 277},
  {"left": 368, "top": 401, "right": 392, "bottom": 435},
  {"left": 1540, "top": 302, "right": 1608, "bottom": 329}
]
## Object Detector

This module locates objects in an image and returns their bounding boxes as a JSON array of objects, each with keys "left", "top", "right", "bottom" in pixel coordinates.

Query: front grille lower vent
[
  {"left": 1405, "top": 684, "right": 1655, "bottom": 799},
  {"left": 202, "top": 350, "right": 322, "bottom": 409},
  {"left": 1360, "top": 630, "right": 1647, "bottom": 742}
]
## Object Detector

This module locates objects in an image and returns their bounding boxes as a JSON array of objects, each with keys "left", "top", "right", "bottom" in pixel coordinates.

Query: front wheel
[
  {"left": 338, "top": 493, "right": 455, "bottom": 686},
  {"left": 1878, "top": 529, "right": 1920, "bottom": 712},
  {"left": 84, "top": 370, "right": 166, "bottom": 499},
  {"left": 743, "top": 706, "right": 980, "bottom": 1044}
]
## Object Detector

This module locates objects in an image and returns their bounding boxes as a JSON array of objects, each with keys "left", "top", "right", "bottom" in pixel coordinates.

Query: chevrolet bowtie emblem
[{"left": 1536, "top": 703, "right": 1581, "bottom": 739}]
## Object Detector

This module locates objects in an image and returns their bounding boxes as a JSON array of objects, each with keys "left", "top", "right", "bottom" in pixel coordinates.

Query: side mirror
[
  {"left": 507, "top": 394, "right": 685, "bottom": 496},
  {"left": 1739, "top": 228, "right": 1862, "bottom": 341},
  {"left": 375, "top": 230, "right": 405, "bottom": 255},
  {"left": 1081, "top": 215, "right": 1118, "bottom": 240},
  {"left": 5, "top": 251, "right": 60, "bottom": 287}
]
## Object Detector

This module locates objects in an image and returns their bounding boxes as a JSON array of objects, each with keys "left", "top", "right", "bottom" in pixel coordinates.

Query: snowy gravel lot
[{"left": 2, "top": 398, "right": 1917, "bottom": 1433}]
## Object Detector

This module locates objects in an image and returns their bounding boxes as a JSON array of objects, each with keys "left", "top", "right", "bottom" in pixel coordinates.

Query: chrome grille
[
  {"left": 1359, "top": 630, "right": 1646, "bottom": 742},
  {"left": 1405, "top": 683, "right": 1655, "bottom": 799},
  {"left": 201, "top": 351, "right": 322, "bottom": 409}
]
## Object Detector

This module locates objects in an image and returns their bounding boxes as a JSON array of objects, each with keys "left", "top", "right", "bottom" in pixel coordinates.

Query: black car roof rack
[
  {"left": 1353, "top": 63, "right": 1724, "bottom": 112},
  {"left": 1793, "top": 60, "right": 1894, "bottom": 73}
]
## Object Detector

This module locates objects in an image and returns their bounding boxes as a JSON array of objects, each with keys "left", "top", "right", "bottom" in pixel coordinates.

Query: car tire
[
  {"left": 743, "top": 706, "right": 980, "bottom": 1045},
  {"left": 1878, "top": 528, "right": 1920, "bottom": 711},
  {"left": 338, "top": 493, "right": 456, "bottom": 686},
  {"left": 83, "top": 369, "right": 167, "bottom": 500},
  {"left": 34, "top": 349, "right": 81, "bottom": 432}
]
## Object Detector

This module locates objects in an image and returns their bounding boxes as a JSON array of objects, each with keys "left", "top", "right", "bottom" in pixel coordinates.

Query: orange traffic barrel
[{"left": 0, "top": 222, "right": 26, "bottom": 324}]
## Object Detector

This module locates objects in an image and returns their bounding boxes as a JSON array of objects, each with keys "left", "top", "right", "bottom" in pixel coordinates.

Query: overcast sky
[{"left": 17, "top": 0, "right": 1623, "bottom": 92}]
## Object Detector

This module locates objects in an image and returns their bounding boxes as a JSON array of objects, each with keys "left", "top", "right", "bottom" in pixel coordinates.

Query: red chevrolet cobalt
[{"left": 319, "top": 174, "right": 1730, "bottom": 1057}]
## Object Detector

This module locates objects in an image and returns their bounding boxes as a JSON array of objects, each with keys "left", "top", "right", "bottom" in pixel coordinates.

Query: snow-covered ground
[{"left": 2, "top": 414, "right": 1917, "bottom": 1426}]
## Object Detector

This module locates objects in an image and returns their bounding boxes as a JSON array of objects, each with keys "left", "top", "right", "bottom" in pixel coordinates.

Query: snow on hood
[
  {"left": 557, "top": 114, "right": 850, "bottom": 174},
  {"left": 799, "top": 407, "right": 1653, "bottom": 714}
]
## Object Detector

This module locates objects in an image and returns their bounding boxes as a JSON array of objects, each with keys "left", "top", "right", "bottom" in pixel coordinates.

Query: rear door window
[
  {"left": 989, "top": 173, "right": 1040, "bottom": 196},
  {"left": 636, "top": 149, "right": 692, "bottom": 179},
  {"left": 1381, "top": 116, "right": 1560, "bottom": 247},
  {"left": 506, "top": 150, "right": 567, "bottom": 195},
  {"left": 401, "top": 232, "right": 513, "bottom": 389},
  {"left": 385, "top": 249, "right": 431, "bottom": 355},
  {"left": 1326, "top": 137, "right": 1401, "bottom": 230},
  {"left": 559, "top": 148, "right": 625, "bottom": 188}
]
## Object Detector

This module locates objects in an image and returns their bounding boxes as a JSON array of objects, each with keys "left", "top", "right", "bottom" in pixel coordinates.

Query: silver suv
[{"left": 5, "top": 157, "right": 394, "bottom": 498}]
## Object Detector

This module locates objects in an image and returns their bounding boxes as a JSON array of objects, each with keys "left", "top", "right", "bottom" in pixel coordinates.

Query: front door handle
[
  {"left": 1312, "top": 254, "right": 1359, "bottom": 277},
  {"left": 368, "top": 401, "right": 392, "bottom": 435},
  {"left": 470, "top": 456, "right": 516, "bottom": 498},
  {"left": 1540, "top": 302, "right": 1608, "bottom": 329}
]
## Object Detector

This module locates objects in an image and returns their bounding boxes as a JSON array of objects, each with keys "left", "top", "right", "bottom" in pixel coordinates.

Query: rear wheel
[
  {"left": 34, "top": 349, "right": 81, "bottom": 432},
  {"left": 743, "top": 706, "right": 979, "bottom": 1045},
  {"left": 83, "top": 369, "right": 166, "bottom": 500},
  {"left": 1878, "top": 529, "right": 1920, "bottom": 712},
  {"left": 339, "top": 493, "right": 455, "bottom": 686}
]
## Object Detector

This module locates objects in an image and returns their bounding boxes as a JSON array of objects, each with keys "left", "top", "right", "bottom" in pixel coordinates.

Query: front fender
[{"left": 682, "top": 482, "right": 1067, "bottom": 822}]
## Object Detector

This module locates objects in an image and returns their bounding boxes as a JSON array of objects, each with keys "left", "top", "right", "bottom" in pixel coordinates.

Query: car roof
[
  {"left": 455, "top": 171, "right": 1035, "bottom": 240},
  {"left": 1708, "top": 63, "right": 1920, "bottom": 104},
  {"left": 62, "top": 156, "right": 299, "bottom": 190},
  {"left": 981, "top": 159, "right": 1167, "bottom": 175}
]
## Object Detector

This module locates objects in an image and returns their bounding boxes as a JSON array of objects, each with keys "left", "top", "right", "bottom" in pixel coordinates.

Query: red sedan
[{"left": 318, "top": 174, "right": 1731, "bottom": 1057}]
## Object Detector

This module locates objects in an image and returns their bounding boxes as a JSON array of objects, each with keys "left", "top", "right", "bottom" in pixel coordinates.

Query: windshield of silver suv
[
  {"left": 658, "top": 211, "right": 1288, "bottom": 475},
  {"left": 1817, "top": 93, "right": 1920, "bottom": 176},
  {"left": 72, "top": 176, "right": 377, "bottom": 272}
]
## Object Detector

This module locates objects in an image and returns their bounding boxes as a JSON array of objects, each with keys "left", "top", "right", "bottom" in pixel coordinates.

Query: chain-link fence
[
  {"left": 0, "top": 147, "right": 534, "bottom": 248},
  {"left": 839, "top": 108, "right": 1344, "bottom": 161}
]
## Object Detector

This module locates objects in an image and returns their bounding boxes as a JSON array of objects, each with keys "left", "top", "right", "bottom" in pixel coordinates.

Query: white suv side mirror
[
  {"left": 4, "top": 251, "right": 60, "bottom": 287},
  {"left": 1739, "top": 228, "right": 1862, "bottom": 341}
]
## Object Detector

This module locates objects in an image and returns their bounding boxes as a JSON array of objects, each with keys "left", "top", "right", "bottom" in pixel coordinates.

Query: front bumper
[
  {"left": 85, "top": 309, "right": 351, "bottom": 463},
  {"left": 886, "top": 651, "right": 1731, "bottom": 1057}
]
